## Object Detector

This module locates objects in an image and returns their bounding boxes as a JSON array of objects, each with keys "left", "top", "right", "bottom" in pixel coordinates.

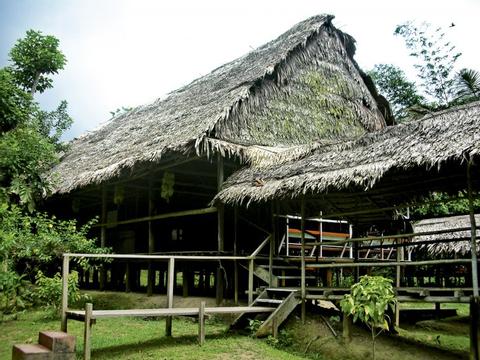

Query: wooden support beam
[
  {"left": 147, "top": 180, "right": 155, "bottom": 296},
  {"left": 234, "top": 207, "right": 239, "bottom": 305},
  {"left": 199, "top": 301, "right": 206, "bottom": 346},
  {"left": 269, "top": 202, "right": 275, "bottom": 287},
  {"left": 99, "top": 186, "right": 107, "bottom": 290},
  {"left": 83, "top": 303, "right": 93, "bottom": 360},
  {"left": 61, "top": 255, "right": 69, "bottom": 332},
  {"left": 248, "top": 258, "right": 254, "bottom": 305},
  {"left": 166, "top": 258, "right": 175, "bottom": 337},
  {"left": 94, "top": 206, "right": 218, "bottom": 228},
  {"left": 470, "top": 296, "right": 479, "bottom": 360},
  {"left": 301, "top": 198, "right": 306, "bottom": 324},
  {"left": 216, "top": 154, "right": 225, "bottom": 305},
  {"left": 467, "top": 161, "right": 479, "bottom": 297}
]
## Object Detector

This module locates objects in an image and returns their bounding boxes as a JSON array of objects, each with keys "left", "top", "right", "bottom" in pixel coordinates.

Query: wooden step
[
  {"left": 38, "top": 331, "right": 75, "bottom": 353},
  {"left": 12, "top": 344, "right": 52, "bottom": 360},
  {"left": 277, "top": 275, "right": 316, "bottom": 280},
  {"left": 255, "top": 299, "right": 283, "bottom": 305},
  {"left": 258, "top": 265, "right": 298, "bottom": 270},
  {"left": 256, "top": 292, "right": 300, "bottom": 337}
]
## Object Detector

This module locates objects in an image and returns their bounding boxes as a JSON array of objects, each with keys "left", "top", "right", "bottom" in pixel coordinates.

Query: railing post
[
  {"left": 300, "top": 198, "right": 306, "bottom": 324},
  {"left": 467, "top": 161, "right": 479, "bottom": 297},
  {"left": 198, "top": 301, "right": 206, "bottom": 346},
  {"left": 248, "top": 258, "right": 254, "bottom": 305},
  {"left": 166, "top": 257, "right": 175, "bottom": 336},
  {"left": 61, "top": 254, "right": 69, "bottom": 332}
]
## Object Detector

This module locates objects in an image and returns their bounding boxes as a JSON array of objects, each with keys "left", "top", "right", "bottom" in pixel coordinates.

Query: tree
[
  {"left": 455, "top": 68, "right": 480, "bottom": 102},
  {"left": 369, "top": 64, "right": 424, "bottom": 121},
  {"left": 0, "top": 30, "right": 104, "bottom": 318},
  {"left": 395, "top": 22, "right": 461, "bottom": 106},
  {"left": 340, "top": 276, "right": 396, "bottom": 360},
  {"left": 9, "top": 30, "right": 66, "bottom": 95}
]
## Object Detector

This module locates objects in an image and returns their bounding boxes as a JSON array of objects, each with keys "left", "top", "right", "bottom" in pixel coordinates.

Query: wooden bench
[{"left": 67, "top": 303, "right": 275, "bottom": 360}]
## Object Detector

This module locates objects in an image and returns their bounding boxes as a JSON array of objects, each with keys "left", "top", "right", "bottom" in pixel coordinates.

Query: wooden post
[
  {"left": 395, "top": 239, "right": 402, "bottom": 327},
  {"left": 248, "top": 258, "right": 254, "bottom": 305},
  {"left": 342, "top": 315, "right": 352, "bottom": 343},
  {"left": 83, "top": 303, "right": 93, "bottom": 360},
  {"left": 100, "top": 187, "right": 107, "bottom": 290},
  {"left": 61, "top": 255, "right": 69, "bottom": 332},
  {"left": 166, "top": 257, "right": 175, "bottom": 336},
  {"left": 301, "top": 198, "right": 306, "bottom": 324},
  {"left": 467, "top": 161, "right": 479, "bottom": 297},
  {"left": 183, "top": 268, "right": 190, "bottom": 297},
  {"left": 269, "top": 202, "right": 275, "bottom": 287},
  {"left": 198, "top": 301, "right": 206, "bottom": 346},
  {"left": 470, "top": 296, "right": 479, "bottom": 360},
  {"left": 147, "top": 180, "right": 155, "bottom": 296},
  {"left": 216, "top": 154, "right": 225, "bottom": 305},
  {"left": 125, "top": 263, "right": 131, "bottom": 293},
  {"left": 234, "top": 207, "right": 239, "bottom": 305}
]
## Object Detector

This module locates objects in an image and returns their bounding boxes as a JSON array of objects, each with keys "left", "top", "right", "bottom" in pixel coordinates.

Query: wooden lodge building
[{"left": 47, "top": 15, "right": 480, "bottom": 308}]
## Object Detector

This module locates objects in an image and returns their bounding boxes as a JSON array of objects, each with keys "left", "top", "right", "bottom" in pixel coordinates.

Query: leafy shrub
[
  {"left": 34, "top": 270, "right": 89, "bottom": 317},
  {"left": 247, "top": 319, "right": 263, "bottom": 336},
  {"left": 0, "top": 270, "right": 33, "bottom": 318},
  {"left": 266, "top": 329, "right": 293, "bottom": 348}
]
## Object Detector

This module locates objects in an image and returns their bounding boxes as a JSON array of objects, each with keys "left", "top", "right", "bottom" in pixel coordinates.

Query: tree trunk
[{"left": 30, "top": 72, "right": 41, "bottom": 96}]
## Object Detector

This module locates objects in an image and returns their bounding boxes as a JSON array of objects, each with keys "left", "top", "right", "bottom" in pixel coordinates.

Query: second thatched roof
[
  {"left": 413, "top": 214, "right": 480, "bottom": 255},
  {"left": 215, "top": 101, "right": 480, "bottom": 205}
]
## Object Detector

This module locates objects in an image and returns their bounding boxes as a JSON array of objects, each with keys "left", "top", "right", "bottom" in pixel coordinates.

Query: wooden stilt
[
  {"left": 470, "top": 296, "right": 479, "bottom": 360},
  {"left": 147, "top": 180, "right": 155, "bottom": 296},
  {"left": 216, "top": 154, "right": 225, "bottom": 305},
  {"left": 467, "top": 161, "right": 479, "bottom": 297},
  {"left": 301, "top": 198, "right": 306, "bottom": 324},
  {"left": 269, "top": 202, "right": 275, "bottom": 287},
  {"left": 234, "top": 207, "right": 239, "bottom": 305},
  {"left": 99, "top": 187, "right": 107, "bottom": 290},
  {"left": 248, "top": 258, "right": 254, "bottom": 305}
]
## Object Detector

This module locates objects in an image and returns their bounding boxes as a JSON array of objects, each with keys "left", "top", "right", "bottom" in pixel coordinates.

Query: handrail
[
  {"left": 250, "top": 235, "right": 271, "bottom": 258},
  {"left": 63, "top": 253, "right": 249, "bottom": 260}
]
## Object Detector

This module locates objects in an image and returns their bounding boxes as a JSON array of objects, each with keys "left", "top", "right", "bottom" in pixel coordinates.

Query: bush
[
  {"left": 0, "top": 269, "right": 33, "bottom": 318},
  {"left": 34, "top": 270, "right": 89, "bottom": 317}
]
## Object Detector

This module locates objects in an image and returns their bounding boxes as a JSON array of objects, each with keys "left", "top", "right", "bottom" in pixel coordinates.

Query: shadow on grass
[{"left": 89, "top": 332, "right": 232, "bottom": 359}]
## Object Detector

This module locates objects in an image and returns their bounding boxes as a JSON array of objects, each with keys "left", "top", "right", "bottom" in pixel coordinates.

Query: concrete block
[
  {"left": 12, "top": 344, "right": 52, "bottom": 360},
  {"left": 38, "top": 331, "right": 75, "bottom": 353}
]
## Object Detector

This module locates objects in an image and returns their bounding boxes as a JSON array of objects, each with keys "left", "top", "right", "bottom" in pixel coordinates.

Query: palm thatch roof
[
  {"left": 50, "top": 14, "right": 388, "bottom": 195},
  {"left": 413, "top": 214, "right": 480, "bottom": 255},
  {"left": 216, "top": 101, "right": 480, "bottom": 206}
]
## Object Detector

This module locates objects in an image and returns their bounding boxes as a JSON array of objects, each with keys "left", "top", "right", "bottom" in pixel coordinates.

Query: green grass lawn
[
  {"left": 0, "top": 309, "right": 307, "bottom": 360},
  {"left": 1, "top": 292, "right": 474, "bottom": 360}
]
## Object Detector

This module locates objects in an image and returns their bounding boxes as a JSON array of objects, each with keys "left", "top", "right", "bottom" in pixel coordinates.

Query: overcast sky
[{"left": 1, "top": 0, "right": 478, "bottom": 140}]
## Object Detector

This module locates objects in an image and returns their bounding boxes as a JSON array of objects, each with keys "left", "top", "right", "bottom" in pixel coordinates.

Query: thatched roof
[
  {"left": 216, "top": 101, "right": 480, "bottom": 206},
  {"left": 413, "top": 214, "right": 480, "bottom": 255},
  {"left": 50, "top": 14, "right": 387, "bottom": 195}
]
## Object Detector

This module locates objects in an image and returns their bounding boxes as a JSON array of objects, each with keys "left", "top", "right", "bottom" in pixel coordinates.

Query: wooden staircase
[{"left": 231, "top": 288, "right": 300, "bottom": 337}]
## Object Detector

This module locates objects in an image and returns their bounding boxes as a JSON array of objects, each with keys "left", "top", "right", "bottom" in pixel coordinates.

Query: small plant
[
  {"left": 340, "top": 275, "right": 396, "bottom": 360},
  {"left": 247, "top": 318, "right": 263, "bottom": 336},
  {"left": 266, "top": 329, "right": 293, "bottom": 348}
]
